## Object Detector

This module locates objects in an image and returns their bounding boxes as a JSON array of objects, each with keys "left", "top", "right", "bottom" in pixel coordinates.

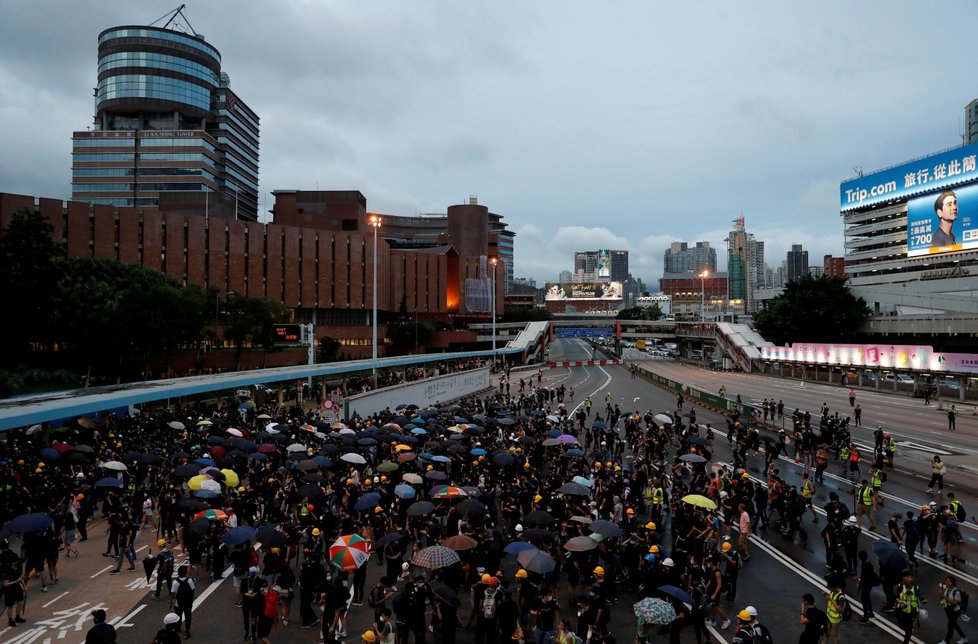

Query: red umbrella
[
  {"left": 211, "top": 446, "right": 227, "bottom": 458},
  {"left": 259, "top": 444, "right": 278, "bottom": 454},
  {"left": 52, "top": 443, "right": 74, "bottom": 453}
]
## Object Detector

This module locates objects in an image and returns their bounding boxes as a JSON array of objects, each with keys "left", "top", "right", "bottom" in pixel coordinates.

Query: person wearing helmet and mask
[
  {"left": 151, "top": 612, "right": 182, "bottom": 644},
  {"left": 730, "top": 608, "right": 756, "bottom": 644}
]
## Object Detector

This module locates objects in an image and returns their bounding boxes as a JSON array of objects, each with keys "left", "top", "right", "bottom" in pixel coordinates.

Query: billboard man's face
[{"left": 937, "top": 194, "right": 958, "bottom": 222}]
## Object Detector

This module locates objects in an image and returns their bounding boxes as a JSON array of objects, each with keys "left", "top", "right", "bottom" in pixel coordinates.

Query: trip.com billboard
[
  {"left": 906, "top": 182, "right": 978, "bottom": 257},
  {"left": 840, "top": 142, "right": 978, "bottom": 212}
]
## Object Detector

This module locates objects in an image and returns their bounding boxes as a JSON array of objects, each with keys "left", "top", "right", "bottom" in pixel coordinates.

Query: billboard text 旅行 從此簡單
[
  {"left": 840, "top": 142, "right": 978, "bottom": 212},
  {"left": 906, "top": 182, "right": 978, "bottom": 257}
]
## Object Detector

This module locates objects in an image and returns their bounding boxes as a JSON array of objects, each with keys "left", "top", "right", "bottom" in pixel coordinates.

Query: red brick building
[{"left": 0, "top": 190, "right": 508, "bottom": 363}]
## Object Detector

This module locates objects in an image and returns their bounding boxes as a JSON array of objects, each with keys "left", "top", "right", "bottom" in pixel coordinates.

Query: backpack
[
  {"left": 833, "top": 591, "right": 852, "bottom": 621},
  {"left": 953, "top": 501, "right": 966, "bottom": 523},
  {"left": 248, "top": 549, "right": 260, "bottom": 568},
  {"left": 751, "top": 623, "right": 774, "bottom": 644},
  {"left": 159, "top": 551, "right": 174, "bottom": 578},
  {"left": 959, "top": 588, "right": 970, "bottom": 614},
  {"left": 879, "top": 470, "right": 887, "bottom": 483},
  {"left": 905, "top": 520, "right": 920, "bottom": 539},
  {"left": 263, "top": 588, "right": 279, "bottom": 620},
  {"left": 368, "top": 585, "right": 385, "bottom": 609},
  {"left": 176, "top": 578, "right": 194, "bottom": 604},
  {"left": 482, "top": 587, "right": 498, "bottom": 619},
  {"left": 809, "top": 607, "right": 829, "bottom": 635}
]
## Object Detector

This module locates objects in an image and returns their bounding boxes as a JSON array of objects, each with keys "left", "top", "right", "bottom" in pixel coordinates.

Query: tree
[
  {"left": 316, "top": 336, "right": 342, "bottom": 363},
  {"left": 617, "top": 305, "right": 663, "bottom": 320},
  {"left": 222, "top": 295, "right": 289, "bottom": 370},
  {"left": 753, "top": 275, "right": 870, "bottom": 345},
  {"left": 386, "top": 319, "right": 435, "bottom": 353},
  {"left": 0, "top": 210, "right": 65, "bottom": 365}
]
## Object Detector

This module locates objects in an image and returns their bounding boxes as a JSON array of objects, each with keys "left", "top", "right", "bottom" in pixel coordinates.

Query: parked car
[
  {"left": 939, "top": 379, "right": 961, "bottom": 390},
  {"left": 884, "top": 373, "right": 915, "bottom": 384}
]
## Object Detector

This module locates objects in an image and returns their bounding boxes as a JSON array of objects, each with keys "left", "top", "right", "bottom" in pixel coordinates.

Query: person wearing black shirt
[
  {"left": 799, "top": 593, "right": 828, "bottom": 644},
  {"left": 85, "top": 609, "right": 117, "bottom": 644},
  {"left": 241, "top": 566, "right": 267, "bottom": 641},
  {"left": 531, "top": 585, "right": 559, "bottom": 644},
  {"left": 857, "top": 550, "right": 877, "bottom": 623},
  {"left": 299, "top": 556, "right": 325, "bottom": 628}
]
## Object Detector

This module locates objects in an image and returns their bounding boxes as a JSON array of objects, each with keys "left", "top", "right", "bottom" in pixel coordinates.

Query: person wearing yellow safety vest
[
  {"left": 800, "top": 472, "right": 818, "bottom": 523},
  {"left": 870, "top": 466, "right": 885, "bottom": 508},
  {"left": 650, "top": 479, "right": 666, "bottom": 525},
  {"left": 894, "top": 569, "right": 925, "bottom": 644},
  {"left": 855, "top": 479, "right": 876, "bottom": 531},
  {"left": 823, "top": 575, "right": 845, "bottom": 644}
]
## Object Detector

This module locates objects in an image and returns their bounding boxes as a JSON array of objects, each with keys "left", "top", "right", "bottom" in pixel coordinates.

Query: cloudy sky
[{"left": 2, "top": 1, "right": 978, "bottom": 287}]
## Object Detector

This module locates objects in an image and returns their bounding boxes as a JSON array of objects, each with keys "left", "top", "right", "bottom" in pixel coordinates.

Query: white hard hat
[
  {"left": 662, "top": 558, "right": 675, "bottom": 567},
  {"left": 164, "top": 613, "right": 180, "bottom": 625},
  {"left": 746, "top": 606, "right": 757, "bottom": 617},
  {"left": 847, "top": 515, "right": 858, "bottom": 524},
  {"left": 515, "top": 524, "right": 523, "bottom": 532}
]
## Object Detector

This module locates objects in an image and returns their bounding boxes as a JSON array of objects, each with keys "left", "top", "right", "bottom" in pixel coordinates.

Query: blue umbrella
[
  {"left": 564, "top": 449, "right": 585, "bottom": 458},
  {"left": 394, "top": 417, "right": 410, "bottom": 426},
  {"left": 530, "top": 411, "right": 545, "bottom": 417},
  {"left": 394, "top": 484, "right": 416, "bottom": 499},
  {"left": 322, "top": 444, "right": 339, "bottom": 455},
  {"left": 592, "top": 421, "right": 606, "bottom": 430},
  {"left": 493, "top": 452, "right": 515, "bottom": 467},
  {"left": 312, "top": 455, "right": 333, "bottom": 468},
  {"left": 354, "top": 492, "right": 382, "bottom": 512},
  {"left": 470, "top": 448, "right": 487, "bottom": 457},
  {"left": 7, "top": 513, "right": 54, "bottom": 533},
  {"left": 410, "top": 417, "right": 426, "bottom": 425},
  {"left": 431, "top": 455, "right": 452, "bottom": 463},
  {"left": 222, "top": 526, "right": 257, "bottom": 546},
  {"left": 195, "top": 458, "right": 215, "bottom": 467},
  {"left": 248, "top": 452, "right": 268, "bottom": 461},
  {"left": 95, "top": 477, "right": 124, "bottom": 489},
  {"left": 657, "top": 585, "right": 694, "bottom": 607},
  {"left": 39, "top": 447, "right": 61, "bottom": 461},
  {"left": 504, "top": 541, "right": 537, "bottom": 555},
  {"left": 358, "top": 438, "right": 377, "bottom": 446},
  {"left": 207, "top": 436, "right": 225, "bottom": 445},
  {"left": 395, "top": 404, "right": 409, "bottom": 411},
  {"left": 193, "top": 489, "right": 221, "bottom": 499},
  {"left": 455, "top": 417, "right": 470, "bottom": 423},
  {"left": 410, "top": 428, "right": 427, "bottom": 435},
  {"left": 546, "top": 429, "right": 561, "bottom": 438}
]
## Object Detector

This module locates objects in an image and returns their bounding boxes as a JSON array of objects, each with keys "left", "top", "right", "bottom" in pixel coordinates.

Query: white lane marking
[
  {"left": 192, "top": 563, "right": 234, "bottom": 610},
  {"left": 89, "top": 566, "right": 113, "bottom": 578},
  {"left": 42, "top": 591, "right": 68, "bottom": 608}
]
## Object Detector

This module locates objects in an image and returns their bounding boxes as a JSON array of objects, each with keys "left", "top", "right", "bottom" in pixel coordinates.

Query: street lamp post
[
  {"left": 700, "top": 270, "right": 709, "bottom": 322},
  {"left": 490, "top": 257, "right": 498, "bottom": 368},
  {"left": 369, "top": 214, "right": 382, "bottom": 388}
]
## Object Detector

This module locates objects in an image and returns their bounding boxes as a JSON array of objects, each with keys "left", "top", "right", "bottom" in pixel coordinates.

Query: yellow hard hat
[
  {"left": 594, "top": 462, "right": 602, "bottom": 469},
  {"left": 312, "top": 528, "right": 321, "bottom": 536},
  {"left": 534, "top": 494, "right": 542, "bottom": 503},
  {"left": 472, "top": 461, "right": 479, "bottom": 467},
  {"left": 645, "top": 522, "right": 656, "bottom": 530},
  {"left": 481, "top": 573, "right": 491, "bottom": 584},
  {"left": 363, "top": 479, "right": 372, "bottom": 486},
  {"left": 157, "top": 539, "right": 166, "bottom": 547},
  {"left": 614, "top": 466, "right": 621, "bottom": 472},
  {"left": 722, "top": 542, "right": 732, "bottom": 552},
  {"left": 605, "top": 462, "right": 612, "bottom": 468},
  {"left": 362, "top": 631, "right": 377, "bottom": 643},
  {"left": 346, "top": 478, "right": 355, "bottom": 486},
  {"left": 427, "top": 465, "right": 434, "bottom": 471},
  {"left": 237, "top": 486, "right": 245, "bottom": 492},
  {"left": 271, "top": 547, "right": 281, "bottom": 554},
  {"left": 626, "top": 508, "right": 634, "bottom": 515},
  {"left": 523, "top": 462, "right": 531, "bottom": 469},
  {"left": 75, "top": 493, "right": 85, "bottom": 500},
  {"left": 380, "top": 476, "right": 387, "bottom": 482},
  {"left": 374, "top": 506, "right": 382, "bottom": 514},
  {"left": 649, "top": 545, "right": 660, "bottom": 553},
  {"left": 737, "top": 609, "right": 752, "bottom": 622},
  {"left": 34, "top": 468, "right": 42, "bottom": 473},
  {"left": 37, "top": 462, "right": 45, "bottom": 468},
  {"left": 593, "top": 566, "right": 605, "bottom": 576},
  {"left": 516, "top": 569, "right": 528, "bottom": 579}
]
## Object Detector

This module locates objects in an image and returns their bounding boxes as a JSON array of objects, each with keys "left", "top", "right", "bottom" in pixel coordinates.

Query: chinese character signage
[
  {"left": 840, "top": 142, "right": 978, "bottom": 211},
  {"left": 545, "top": 282, "right": 623, "bottom": 300}
]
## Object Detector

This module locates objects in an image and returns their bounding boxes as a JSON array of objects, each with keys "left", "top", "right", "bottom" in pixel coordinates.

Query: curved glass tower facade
[{"left": 72, "top": 25, "right": 259, "bottom": 221}]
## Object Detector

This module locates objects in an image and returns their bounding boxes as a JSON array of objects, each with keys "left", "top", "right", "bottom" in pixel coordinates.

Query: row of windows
[
  {"left": 99, "top": 75, "right": 211, "bottom": 112},
  {"left": 72, "top": 167, "right": 217, "bottom": 180},
  {"left": 216, "top": 135, "right": 259, "bottom": 161},
  {"left": 73, "top": 183, "right": 208, "bottom": 192},
  {"left": 99, "top": 28, "right": 221, "bottom": 62},
  {"left": 81, "top": 197, "right": 160, "bottom": 207},
  {"left": 99, "top": 52, "right": 219, "bottom": 86},
  {"left": 73, "top": 152, "right": 222, "bottom": 165},
  {"left": 73, "top": 138, "right": 134, "bottom": 148},
  {"left": 215, "top": 106, "right": 260, "bottom": 134},
  {"left": 74, "top": 153, "right": 135, "bottom": 162}
]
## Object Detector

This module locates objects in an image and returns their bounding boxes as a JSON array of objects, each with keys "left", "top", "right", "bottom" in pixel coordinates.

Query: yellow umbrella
[
  {"left": 188, "top": 475, "right": 208, "bottom": 491},
  {"left": 220, "top": 469, "right": 240, "bottom": 487},
  {"left": 681, "top": 494, "right": 717, "bottom": 510},
  {"left": 76, "top": 417, "right": 97, "bottom": 429},
  {"left": 394, "top": 444, "right": 412, "bottom": 452}
]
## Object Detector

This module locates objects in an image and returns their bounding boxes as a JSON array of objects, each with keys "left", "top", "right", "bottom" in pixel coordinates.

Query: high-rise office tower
[
  {"left": 71, "top": 8, "right": 260, "bottom": 220},
  {"left": 786, "top": 244, "right": 809, "bottom": 282},
  {"left": 663, "top": 241, "right": 717, "bottom": 274}
]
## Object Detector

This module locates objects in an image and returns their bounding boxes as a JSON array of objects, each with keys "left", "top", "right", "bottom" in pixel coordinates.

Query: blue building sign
[{"left": 840, "top": 142, "right": 978, "bottom": 212}]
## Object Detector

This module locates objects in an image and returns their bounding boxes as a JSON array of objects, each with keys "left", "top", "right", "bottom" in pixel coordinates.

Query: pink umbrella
[{"left": 227, "top": 428, "right": 243, "bottom": 437}]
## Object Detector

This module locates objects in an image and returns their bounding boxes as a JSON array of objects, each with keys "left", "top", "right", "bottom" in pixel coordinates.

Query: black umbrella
[
  {"left": 73, "top": 445, "right": 96, "bottom": 454},
  {"left": 524, "top": 528, "right": 555, "bottom": 544},
  {"left": 143, "top": 553, "right": 157, "bottom": 583},
  {"left": 407, "top": 501, "right": 435, "bottom": 517},
  {"left": 374, "top": 531, "right": 405, "bottom": 548},
  {"left": 525, "top": 510, "right": 554, "bottom": 526},
  {"left": 189, "top": 516, "right": 214, "bottom": 535},
  {"left": 255, "top": 527, "right": 287, "bottom": 549},
  {"left": 298, "top": 483, "right": 325, "bottom": 498},
  {"left": 558, "top": 482, "right": 591, "bottom": 497},
  {"left": 873, "top": 539, "right": 907, "bottom": 571},
  {"left": 175, "top": 497, "right": 209, "bottom": 512},
  {"left": 222, "top": 526, "right": 257, "bottom": 546},
  {"left": 174, "top": 464, "right": 200, "bottom": 477},
  {"left": 456, "top": 498, "right": 486, "bottom": 518},
  {"left": 429, "top": 581, "right": 459, "bottom": 606},
  {"left": 589, "top": 519, "right": 622, "bottom": 538},
  {"left": 688, "top": 437, "right": 712, "bottom": 447},
  {"left": 493, "top": 452, "right": 515, "bottom": 467}
]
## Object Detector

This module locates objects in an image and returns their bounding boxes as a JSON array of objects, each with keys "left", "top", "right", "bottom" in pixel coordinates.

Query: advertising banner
[
  {"left": 760, "top": 343, "right": 978, "bottom": 375},
  {"left": 545, "top": 281, "right": 623, "bottom": 300},
  {"left": 597, "top": 250, "right": 611, "bottom": 278},
  {"left": 906, "top": 182, "right": 978, "bottom": 257},
  {"left": 840, "top": 142, "right": 978, "bottom": 211}
]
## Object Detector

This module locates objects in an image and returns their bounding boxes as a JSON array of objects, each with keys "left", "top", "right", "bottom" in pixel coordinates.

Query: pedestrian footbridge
[{"left": 714, "top": 322, "right": 774, "bottom": 372}]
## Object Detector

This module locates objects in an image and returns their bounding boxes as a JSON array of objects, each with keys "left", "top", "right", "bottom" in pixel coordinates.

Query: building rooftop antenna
[{"left": 150, "top": 4, "right": 200, "bottom": 37}]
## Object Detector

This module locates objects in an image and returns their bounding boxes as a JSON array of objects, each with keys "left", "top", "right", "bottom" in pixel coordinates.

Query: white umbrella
[
  {"left": 227, "top": 428, "right": 244, "bottom": 437},
  {"left": 286, "top": 443, "right": 307, "bottom": 453},
  {"left": 402, "top": 473, "right": 423, "bottom": 484},
  {"left": 546, "top": 415, "right": 560, "bottom": 423},
  {"left": 256, "top": 414, "right": 272, "bottom": 420},
  {"left": 168, "top": 421, "right": 186, "bottom": 430},
  {"left": 341, "top": 453, "right": 367, "bottom": 465},
  {"left": 101, "top": 461, "right": 127, "bottom": 472},
  {"left": 199, "top": 478, "right": 222, "bottom": 493},
  {"left": 26, "top": 424, "right": 42, "bottom": 435},
  {"left": 196, "top": 419, "right": 213, "bottom": 426},
  {"left": 338, "top": 427, "right": 356, "bottom": 435},
  {"left": 653, "top": 414, "right": 673, "bottom": 425}
]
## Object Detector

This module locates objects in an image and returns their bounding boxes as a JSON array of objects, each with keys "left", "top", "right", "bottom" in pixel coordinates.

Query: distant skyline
[{"left": 2, "top": 1, "right": 977, "bottom": 286}]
